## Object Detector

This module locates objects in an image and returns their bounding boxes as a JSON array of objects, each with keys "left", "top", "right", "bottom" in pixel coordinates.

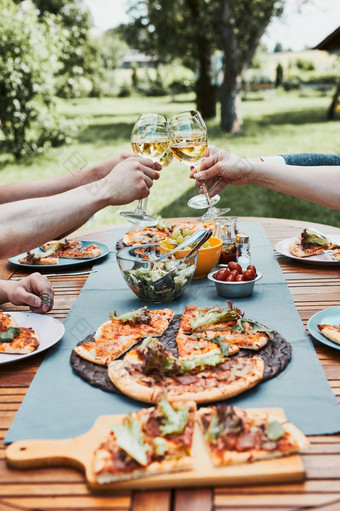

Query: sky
[{"left": 84, "top": 0, "right": 340, "bottom": 52}]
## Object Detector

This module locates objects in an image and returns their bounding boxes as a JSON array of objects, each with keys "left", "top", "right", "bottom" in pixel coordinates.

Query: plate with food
[
  {"left": 0, "top": 310, "right": 65, "bottom": 365},
  {"left": 275, "top": 228, "right": 340, "bottom": 265},
  {"left": 307, "top": 306, "right": 340, "bottom": 351},
  {"left": 8, "top": 240, "right": 110, "bottom": 269}
]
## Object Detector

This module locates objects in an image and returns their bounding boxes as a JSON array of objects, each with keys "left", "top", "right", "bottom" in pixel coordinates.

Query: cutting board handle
[{"left": 6, "top": 438, "right": 85, "bottom": 471}]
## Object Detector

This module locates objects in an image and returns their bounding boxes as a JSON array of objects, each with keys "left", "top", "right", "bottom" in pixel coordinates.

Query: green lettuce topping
[
  {"left": 205, "top": 405, "right": 243, "bottom": 442},
  {"left": 190, "top": 302, "right": 242, "bottom": 331},
  {"left": 111, "top": 416, "right": 149, "bottom": 466},
  {"left": 301, "top": 229, "right": 328, "bottom": 248},
  {"left": 230, "top": 319, "right": 272, "bottom": 335},
  {"left": 159, "top": 398, "right": 189, "bottom": 435},
  {"left": 110, "top": 306, "right": 150, "bottom": 324},
  {"left": 266, "top": 420, "right": 285, "bottom": 441},
  {"left": 139, "top": 337, "right": 224, "bottom": 376},
  {"left": 0, "top": 327, "right": 21, "bottom": 343}
]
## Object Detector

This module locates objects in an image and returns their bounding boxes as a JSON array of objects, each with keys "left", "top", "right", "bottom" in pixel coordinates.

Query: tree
[
  {"left": 0, "top": 0, "right": 67, "bottom": 158},
  {"left": 123, "top": 0, "right": 284, "bottom": 132}
]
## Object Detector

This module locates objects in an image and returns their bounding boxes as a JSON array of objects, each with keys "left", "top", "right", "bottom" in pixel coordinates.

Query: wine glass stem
[
  {"left": 135, "top": 198, "right": 148, "bottom": 215},
  {"left": 200, "top": 182, "right": 214, "bottom": 208}
]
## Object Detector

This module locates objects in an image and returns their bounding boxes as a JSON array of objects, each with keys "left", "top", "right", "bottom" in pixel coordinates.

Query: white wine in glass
[
  {"left": 120, "top": 113, "right": 170, "bottom": 226},
  {"left": 169, "top": 110, "right": 230, "bottom": 221}
]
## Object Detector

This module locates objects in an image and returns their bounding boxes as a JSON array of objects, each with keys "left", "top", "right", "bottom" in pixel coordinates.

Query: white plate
[
  {"left": 0, "top": 312, "right": 65, "bottom": 365},
  {"left": 275, "top": 235, "right": 340, "bottom": 265},
  {"left": 307, "top": 306, "right": 340, "bottom": 351}
]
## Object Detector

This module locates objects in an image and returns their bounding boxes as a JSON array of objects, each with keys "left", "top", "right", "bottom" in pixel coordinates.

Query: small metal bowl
[{"left": 207, "top": 271, "right": 263, "bottom": 298}]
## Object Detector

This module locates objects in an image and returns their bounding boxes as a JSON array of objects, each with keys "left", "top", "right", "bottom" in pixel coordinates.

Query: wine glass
[
  {"left": 169, "top": 110, "right": 230, "bottom": 221},
  {"left": 120, "top": 113, "right": 170, "bottom": 226}
]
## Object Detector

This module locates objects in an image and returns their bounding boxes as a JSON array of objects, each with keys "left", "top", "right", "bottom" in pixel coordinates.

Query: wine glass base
[
  {"left": 198, "top": 207, "right": 231, "bottom": 222},
  {"left": 119, "top": 211, "right": 159, "bottom": 227},
  {"left": 187, "top": 194, "right": 220, "bottom": 209}
]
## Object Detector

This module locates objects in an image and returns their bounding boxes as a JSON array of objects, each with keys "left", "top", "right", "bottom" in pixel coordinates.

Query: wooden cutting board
[{"left": 5, "top": 408, "right": 306, "bottom": 490}]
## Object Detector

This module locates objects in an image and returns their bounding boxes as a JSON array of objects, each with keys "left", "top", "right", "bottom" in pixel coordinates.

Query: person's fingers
[{"left": 25, "top": 273, "right": 54, "bottom": 312}]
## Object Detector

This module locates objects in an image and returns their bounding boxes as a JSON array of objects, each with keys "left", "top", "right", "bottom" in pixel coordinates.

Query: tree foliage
[
  {"left": 123, "top": 0, "right": 285, "bottom": 131},
  {"left": 0, "top": 0, "right": 69, "bottom": 158}
]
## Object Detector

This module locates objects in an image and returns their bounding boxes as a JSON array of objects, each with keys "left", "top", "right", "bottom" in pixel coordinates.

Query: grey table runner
[{"left": 5, "top": 221, "right": 340, "bottom": 443}]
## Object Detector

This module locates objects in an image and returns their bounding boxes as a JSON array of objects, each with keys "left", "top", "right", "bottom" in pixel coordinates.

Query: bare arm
[
  {"left": 191, "top": 148, "right": 340, "bottom": 211},
  {"left": 0, "top": 153, "right": 134, "bottom": 204},
  {"left": 0, "top": 156, "right": 160, "bottom": 259}
]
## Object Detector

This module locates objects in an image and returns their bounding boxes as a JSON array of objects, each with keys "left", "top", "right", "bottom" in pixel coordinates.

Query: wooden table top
[{"left": 1, "top": 217, "right": 339, "bottom": 511}]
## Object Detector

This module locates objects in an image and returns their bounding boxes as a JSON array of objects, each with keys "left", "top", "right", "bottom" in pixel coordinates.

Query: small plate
[
  {"left": 0, "top": 311, "right": 65, "bottom": 365},
  {"left": 275, "top": 236, "right": 340, "bottom": 265},
  {"left": 8, "top": 241, "right": 110, "bottom": 269},
  {"left": 307, "top": 306, "right": 340, "bottom": 351}
]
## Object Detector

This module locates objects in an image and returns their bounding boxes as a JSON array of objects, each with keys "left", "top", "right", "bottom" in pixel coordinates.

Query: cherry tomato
[
  {"left": 247, "top": 265, "right": 257, "bottom": 274},
  {"left": 235, "top": 274, "right": 246, "bottom": 281},
  {"left": 228, "top": 261, "right": 243, "bottom": 273},
  {"left": 243, "top": 269, "right": 256, "bottom": 281},
  {"left": 226, "top": 274, "right": 236, "bottom": 281},
  {"left": 214, "top": 268, "right": 230, "bottom": 281},
  {"left": 229, "top": 269, "right": 240, "bottom": 278}
]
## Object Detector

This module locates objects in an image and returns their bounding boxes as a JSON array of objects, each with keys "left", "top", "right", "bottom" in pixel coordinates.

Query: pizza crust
[
  {"left": 108, "top": 357, "right": 265, "bottom": 404},
  {"left": 288, "top": 237, "right": 328, "bottom": 258},
  {"left": 317, "top": 324, "right": 340, "bottom": 345}
]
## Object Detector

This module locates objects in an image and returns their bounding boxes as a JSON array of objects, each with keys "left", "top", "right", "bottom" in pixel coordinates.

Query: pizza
[
  {"left": 122, "top": 226, "right": 170, "bottom": 247},
  {"left": 18, "top": 251, "right": 59, "bottom": 265},
  {"left": 93, "top": 398, "right": 195, "bottom": 483},
  {"left": 40, "top": 240, "right": 82, "bottom": 252},
  {"left": 73, "top": 307, "right": 174, "bottom": 366},
  {"left": 108, "top": 336, "right": 265, "bottom": 404},
  {"left": 317, "top": 323, "right": 340, "bottom": 345},
  {"left": 197, "top": 404, "right": 309, "bottom": 466},
  {"left": 288, "top": 228, "right": 338, "bottom": 258},
  {"left": 0, "top": 311, "right": 40, "bottom": 355},
  {"left": 178, "top": 304, "right": 270, "bottom": 351}
]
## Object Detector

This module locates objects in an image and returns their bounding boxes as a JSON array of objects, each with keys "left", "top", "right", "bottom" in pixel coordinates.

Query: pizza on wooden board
[
  {"left": 73, "top": 307, "right": 174, "bottom": 366},
  {"left": 198, "top": 404, "right": 309, "bottom": 466},
  {"left": 317, "top": 323, "right": 340, "bottom": 345},
  {"left": 0, "top": 311, "right": 40, "bottom": 355},
  {"left": 92, "top": 399, "right": 309, "bottom": 485},
  {"left": 93, "top": 398, "right": 196, "bottom": 483}
]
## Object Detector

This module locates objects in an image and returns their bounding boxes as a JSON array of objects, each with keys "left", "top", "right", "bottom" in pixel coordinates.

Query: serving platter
[
  {"left": 0, "top": 312, "right": 65, "bottom": 365},
  {"left": 8, "top": 241, "right": 110, "bottom": 269},
  {"left": 275, "top": 236, "right": 340, "bottom": 265}
]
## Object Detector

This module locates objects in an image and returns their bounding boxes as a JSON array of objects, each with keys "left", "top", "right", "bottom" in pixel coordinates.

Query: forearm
[
  {"left": 0, "top": 182, "right": 110, "bottom": 259},
  {"left": 0, "top": 281, "right": 10, "bottom": 303},
  {"left": 250, "top": 160, "right": 340, "bottom": 210},
  {"left": 0, "top": 164, "right": 105, "bottom": 205}
]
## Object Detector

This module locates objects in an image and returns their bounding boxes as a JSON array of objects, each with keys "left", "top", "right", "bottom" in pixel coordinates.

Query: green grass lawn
[{"left": 1, "top": 90, "right": 339, "bottom": 228}]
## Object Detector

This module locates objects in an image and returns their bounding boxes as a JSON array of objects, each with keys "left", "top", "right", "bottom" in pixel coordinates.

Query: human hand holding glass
[
  {"left": 169, "top": 110, "right": 230, "bottom": 221},
  {"left": 120, "top": 113, "right": 170, "bottom": 226}
]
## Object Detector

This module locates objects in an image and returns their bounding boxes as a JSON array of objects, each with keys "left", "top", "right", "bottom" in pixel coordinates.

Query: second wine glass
[
  {"left": 169, "top": 110, "right": 230, "bottom": 221},
  {"left": 120, "top": 113, "right": 170, "bottom": 226}
]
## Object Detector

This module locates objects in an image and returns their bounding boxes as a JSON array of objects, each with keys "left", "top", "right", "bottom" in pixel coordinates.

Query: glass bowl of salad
[{"left": 116, "top": 244, "right": 198, "bottom": 302}]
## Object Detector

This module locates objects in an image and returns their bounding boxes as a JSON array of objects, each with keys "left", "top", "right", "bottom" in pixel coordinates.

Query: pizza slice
[
  {"left": 317, "top": 323, "right": 340, "bottom": 345},
  {"left": 288, "top": 228, "right": 335, "bottom": 258},
  {"left": 198, "top": 404, "right": 309, "bottom": 466},
  {"left": 179, "top": 303, "right": 242, "bottom": 334},
  {"left": 18, "top": 251, "right": 59, "bottom": 265},
  {"left": 108, "top": 336, "right": 265, "bottom": 404},
  {"left": 0, "top": 320, "right": 40, "bottom": 355},
  {"left": 40, "top": 239, "right": 82, "bottom": 252},
  {"left": 93, "top": 398, "right": 195, "bottom": 484},
  {"left": 175, "top": 329, "right": 240, "bottom": 359},
  {"left": 60, "top": 243, "right": 101, "bottom": 259},
  {"left": 73, "top": 307, "right": 174, "bottom": 366},
  {"left": 0, "top": 311, "right": 18, "bottom": 331},
  {"left": 122, "top": 226, "right": 170, "bottom": 246}
]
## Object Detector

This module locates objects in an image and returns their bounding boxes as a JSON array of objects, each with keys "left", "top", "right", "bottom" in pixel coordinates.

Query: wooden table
[{"left": 1, "top": 217, "right": 340, "bottom": 511}]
